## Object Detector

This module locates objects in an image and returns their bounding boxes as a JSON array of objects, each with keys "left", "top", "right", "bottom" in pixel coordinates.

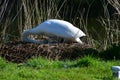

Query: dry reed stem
[{"left": 107, "top": 0, "right": 120, "bottom": 15}]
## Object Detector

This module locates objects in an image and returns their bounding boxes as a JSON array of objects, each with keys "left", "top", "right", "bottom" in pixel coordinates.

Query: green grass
[{"left": 0, "top": 56, "right": 119, "bottom": 80}]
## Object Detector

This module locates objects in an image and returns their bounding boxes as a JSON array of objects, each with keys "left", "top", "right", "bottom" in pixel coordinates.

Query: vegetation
[
  {"left": 0, "top": 0, "right": 120, "bottom": 50},
  {"left": 0, "top": 0, "right": 120, "bottom": 80},
  {"left": 0, "top": 56, "right": 119, "bottom": 80}
]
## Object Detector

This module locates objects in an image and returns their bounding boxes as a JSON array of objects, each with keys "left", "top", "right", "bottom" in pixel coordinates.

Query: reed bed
[{"left": 0, "top": 0, "right": 120, "bottom": 50}]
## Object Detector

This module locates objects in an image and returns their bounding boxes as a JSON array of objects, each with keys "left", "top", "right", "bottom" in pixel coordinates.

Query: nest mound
[{"left": 0, "top": 41, "right": 92, "bottom": 63}]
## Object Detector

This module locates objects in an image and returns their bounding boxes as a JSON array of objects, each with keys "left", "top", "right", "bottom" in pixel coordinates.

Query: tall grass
[
  {"left": 0, "top": 0, "right": 87, "bottom": 43},
  {"left": 0, "top": 0, "right": 120, "bottom": 50},
  {"left": 0, "top": 0, "right": 23, "bottom": 43},
  {"left": 96, "top": 0, "right": 120, "bottom": 50}
]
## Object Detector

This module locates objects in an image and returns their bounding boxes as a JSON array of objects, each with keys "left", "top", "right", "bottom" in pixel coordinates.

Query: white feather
[{"left": 22, "top": 19, "right": 86, "bottom": 44}]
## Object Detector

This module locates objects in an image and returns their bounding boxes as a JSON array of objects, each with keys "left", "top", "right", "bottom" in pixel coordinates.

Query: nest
[{"left": 0, "top": 41, "right": 91, "bottom": 63}]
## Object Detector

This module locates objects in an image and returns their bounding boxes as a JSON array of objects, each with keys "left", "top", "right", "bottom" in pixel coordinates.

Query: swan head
[{"left": 80, "top": 35, "right": 88, "bottom": 44}]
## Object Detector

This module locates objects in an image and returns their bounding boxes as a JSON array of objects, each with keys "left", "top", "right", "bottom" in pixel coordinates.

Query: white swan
[{"left": 22, "top": 19, "right": 86, "bottom": 44}]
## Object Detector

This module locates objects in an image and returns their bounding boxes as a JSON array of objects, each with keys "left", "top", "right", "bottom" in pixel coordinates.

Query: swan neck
[
  {"left": 22, "top": 30, "right": 30, "bottom": 41},
  {"left": 22, "top": 30, "right": 41, "bottom": 44}
]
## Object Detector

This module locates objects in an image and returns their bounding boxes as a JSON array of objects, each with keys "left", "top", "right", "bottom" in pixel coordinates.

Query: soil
[{"left": 0, "top": 41, "right": 91, "bottom": 63}]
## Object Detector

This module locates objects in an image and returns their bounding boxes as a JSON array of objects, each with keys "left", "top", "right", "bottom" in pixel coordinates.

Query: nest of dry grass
[{"left": 0, "top": 41, "right": 92, "bottom": 63}]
